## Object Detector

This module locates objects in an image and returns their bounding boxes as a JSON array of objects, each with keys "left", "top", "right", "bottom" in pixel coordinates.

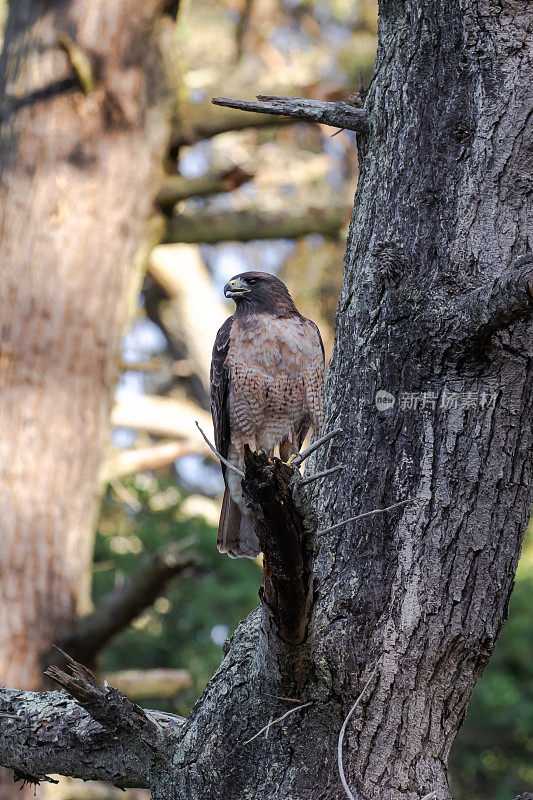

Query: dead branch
[
  {"left": 318, "top": 499, "right": 414, "bottom": 535},
  {"left": 46, "top": 545, "right": 199, "bottom": 669},
  {"left": 195, "top": 421, "right": 245, "bottom": 477},
  {"left": 212, "top": 95, "right": 370, "bottom": 135},
  {"left": 44, "top": 652, "right": 180, "bottom": 759},
  {"left": 291, "top": 427, "right": 343, "bottom": 466},
  {"left": 0, "top": 687, "right": 148, "bottom": 789},
  {"left": 298, "top": 463, "right": 346, "bottom": 486},
  {"left": 164, "top": 206, "right": 347, "bottom": 244},
  {"left": 242, "top": 701, "right": 313, "bottom": 745}
]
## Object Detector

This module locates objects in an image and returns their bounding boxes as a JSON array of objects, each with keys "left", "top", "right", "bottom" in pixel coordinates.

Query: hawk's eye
[{"left": 247, "top": 278, "right": 258, "bottom": 286}]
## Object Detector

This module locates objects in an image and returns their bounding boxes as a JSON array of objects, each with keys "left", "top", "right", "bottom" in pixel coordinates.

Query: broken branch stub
[{"left": 242, "top": 448, "right": 315, "bottom": 646}]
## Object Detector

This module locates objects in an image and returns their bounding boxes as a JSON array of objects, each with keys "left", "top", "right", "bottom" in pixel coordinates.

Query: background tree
[{"left": 0, "top": 0, "right": 174, "bottom": 796}]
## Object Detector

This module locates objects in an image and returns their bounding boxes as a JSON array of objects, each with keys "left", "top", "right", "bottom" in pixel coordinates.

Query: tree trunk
[
  {"left": 0, "top": 1, "right": 531, "bottom": 800},
  {"left": 161, "top": 1, "right": 532, "bottom": 797},
  {"left": 0, "top": 0, "right": 168, "bottom": 795}
]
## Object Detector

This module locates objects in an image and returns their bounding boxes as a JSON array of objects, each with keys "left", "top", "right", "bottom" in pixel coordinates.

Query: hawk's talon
[{"left": 285, "top": 453, "right": 299, "bottom": 466}]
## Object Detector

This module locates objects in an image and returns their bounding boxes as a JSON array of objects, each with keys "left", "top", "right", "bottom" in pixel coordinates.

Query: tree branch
[
  {"left": 46, "top": 545, "right": 199, "bottom": 669},
  {"left": 164, "top": 206, "right": 347, "bottom": 244},
  {"left": 154, "top": 166, "right": 253, "bottom": 211},
  {"left": 0, "top": 655, "right": 185, "bottom": 792},
  {"left": 446, "top": 254, "right": 533, "bottom": 349},
  {"left": 44, "top": 653, "right": 176, "bottom": 755},
  {"left": 211, "top": 95, "right": 370, "bottom": 135},
  {"left": 0, "top": 688, "right": 148, "bottom": 788}
]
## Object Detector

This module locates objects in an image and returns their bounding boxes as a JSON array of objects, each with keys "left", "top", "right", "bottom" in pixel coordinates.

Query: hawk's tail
[{"left": 218, "top": 487, "right": 260, "bottom": 559}]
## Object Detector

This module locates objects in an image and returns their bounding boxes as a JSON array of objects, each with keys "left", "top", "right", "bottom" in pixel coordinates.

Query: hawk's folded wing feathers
[{"left": 210, "top": 316, "right": 232, "bottom": 476}]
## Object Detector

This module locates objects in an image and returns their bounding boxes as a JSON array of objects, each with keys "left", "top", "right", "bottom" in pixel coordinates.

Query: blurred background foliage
[{"left": 36, "top": 0, "right": 529, "bottom": 796}]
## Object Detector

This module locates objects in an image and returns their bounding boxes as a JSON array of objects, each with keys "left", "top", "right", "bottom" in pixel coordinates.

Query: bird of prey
[{"left": 210, "top": 271, "right": 324, "bottom": 558}]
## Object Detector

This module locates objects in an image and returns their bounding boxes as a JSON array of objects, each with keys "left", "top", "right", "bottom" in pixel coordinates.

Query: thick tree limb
[
  {"left": 445, "top": 254, "right": 533, "bottom": 349},
  {"left": 0, "top": 656, "right": 185, "bottom": 792},
  {"left": 154, "top": 166, "right": 253, "bottom": 211},
  {"left": 212, "top": 95, "right": 370, "bottom": 135},
  {"left": 44, "top": 653, "right": 176, "bottom": 755},
  {"left": 46, "top": 545, "right": 199, "bottom": 669},
  {"left": 164, "top": 206, "right": 347, "bottom": 244},
  {"left": 0, "top": 689, "right": 148, "bottom": 788}
]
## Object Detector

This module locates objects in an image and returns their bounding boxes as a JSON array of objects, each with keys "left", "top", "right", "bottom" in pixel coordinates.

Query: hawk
[{"left": 210, "top": 271, "right": 324, "bottom": 558}]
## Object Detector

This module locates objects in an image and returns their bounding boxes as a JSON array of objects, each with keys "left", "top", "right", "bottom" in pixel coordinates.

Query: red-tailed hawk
[{"left": 210, "top": 271, "right": 324, "bottom": 558}]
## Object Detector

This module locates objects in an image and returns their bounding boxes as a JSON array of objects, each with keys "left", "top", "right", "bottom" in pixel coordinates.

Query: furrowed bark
[
  {"left": 0, "top": 689, "right": 148, "bottom": 788},
  {"left": 164, "top": 206, "right": 347, "bottom": 244},
  {"left": 0, "top": 1, "right": 171, "bottom": 797}
]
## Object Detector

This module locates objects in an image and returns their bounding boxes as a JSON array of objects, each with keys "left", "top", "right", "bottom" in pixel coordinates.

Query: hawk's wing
[{"left": 210, "top": 316, "right": 233, "bottom": 477}]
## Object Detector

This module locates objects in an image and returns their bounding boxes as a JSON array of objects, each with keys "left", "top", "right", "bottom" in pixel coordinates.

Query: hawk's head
[{"left": 223, "top": 271, "right": 298, "bottom": 317}]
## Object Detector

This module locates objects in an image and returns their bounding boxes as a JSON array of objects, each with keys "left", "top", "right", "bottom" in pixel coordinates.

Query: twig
[
  {"left": 338, "top": 665, "right": 378, "bottom": 800},
  {"left": 264, "top": 693, "right": 303, "bottom": 704},
  {"left": 420, "top": 793, "right": 438, "bottom": 800},
  {"left": 291, "top": 428, "right": 343, "bottom": 467},
  {"left": 195, "top": 421, "right": 244, "bottom": 477},
  {"left": 318, "top": 498, "right": 414, "bottom": 535},
  {"left": 298, "top": 463, "right": 346, "bottom": 486},
  {"left": 211, "top": 96, "right": 369, "bottom": 135},
  {"left": 264, "top": 715, "right": 274, "bottom": 740},
  {"left": 242, "top": 701, "right": 313, "bottom": 745}
]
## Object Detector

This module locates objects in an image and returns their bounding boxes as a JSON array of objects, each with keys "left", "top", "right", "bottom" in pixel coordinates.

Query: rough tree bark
[
  {"left": 0, "top": 1, "right": 532, "bottom": 800},
  {"left": 0, "top": 0, "right": 169, "bottom": 796}
]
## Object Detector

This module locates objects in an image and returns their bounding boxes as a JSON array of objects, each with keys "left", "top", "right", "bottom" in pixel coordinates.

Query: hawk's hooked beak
[{"left": 224, "top": 278, "right": 250, "bottom": 299}]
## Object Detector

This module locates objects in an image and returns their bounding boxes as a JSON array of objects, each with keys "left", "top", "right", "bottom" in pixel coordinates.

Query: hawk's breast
[{"left": 225, "top": 313, "right": 324, "bottom": 450}]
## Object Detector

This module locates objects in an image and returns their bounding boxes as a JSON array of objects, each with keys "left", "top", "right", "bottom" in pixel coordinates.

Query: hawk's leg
[{"left": 280, "top": 439, "right": 299, "bottom": 465}]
